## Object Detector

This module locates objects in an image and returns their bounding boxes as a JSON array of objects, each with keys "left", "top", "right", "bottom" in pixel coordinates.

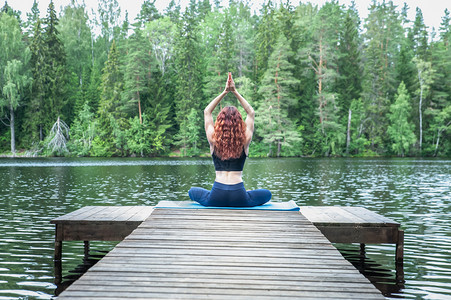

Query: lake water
[{"left": 0, "top": 157, "right": 450, "bottom": 299}]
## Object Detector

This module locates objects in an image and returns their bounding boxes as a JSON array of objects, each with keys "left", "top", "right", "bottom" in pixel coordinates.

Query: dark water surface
[{"left": 0, "top": 157, "right": 449, "bottom": 299}]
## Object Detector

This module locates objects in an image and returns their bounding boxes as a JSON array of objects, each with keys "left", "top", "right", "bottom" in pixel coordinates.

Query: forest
[{"left": 0, "top": 0, "right": 450, "bottom": 157}]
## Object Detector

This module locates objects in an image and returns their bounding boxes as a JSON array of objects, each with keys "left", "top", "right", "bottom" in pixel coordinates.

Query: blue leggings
[{"left": 188, "top": 181, "right": 272, "bottom": 207}]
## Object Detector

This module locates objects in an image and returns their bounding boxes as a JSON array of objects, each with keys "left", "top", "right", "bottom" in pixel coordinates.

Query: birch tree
[
  {"left": 413, "top": 57, "right": 434, "bottom": 153},
  {"left": 0, "top": 13, "right": 31, "bottom": 155}
]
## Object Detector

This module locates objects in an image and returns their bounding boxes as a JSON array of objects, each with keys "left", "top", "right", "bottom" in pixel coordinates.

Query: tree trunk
[
  {"left": 39, "top": 124, "right": 43, "bottom": 141},
  {"left": 10, "top": 106, "right": 15, "bottom": 156},
  {"left": 346, "top": 108, "right": 352, "bottom": 155},
  {"left": 137, "top": 75, "right": 142, "bottom": 124},
  {"left": 419, "top": 82, "right": 423, "bottom": 153},
  {"left": 433, "top": 128, "right": 440, "bottom": 157},
  {"left": 277, "top": 141, "right": 281, "bottom": 157}
]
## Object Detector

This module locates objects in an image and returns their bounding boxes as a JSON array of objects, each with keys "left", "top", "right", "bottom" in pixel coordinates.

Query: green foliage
[
  {"left": 69, "top": 102, "right": 96, "bottom": 156},
  {"left": 0, "top": 13, "right": 31, "bottom": 154},
  {"left": 1, "top": 1, "right": 450, "bottom": 157},
  {"left": 256, "top": 34, "right": 300, "bottom": 157},
  {"left": 387, "top": 82, "right": 417, "bottom": 156}
]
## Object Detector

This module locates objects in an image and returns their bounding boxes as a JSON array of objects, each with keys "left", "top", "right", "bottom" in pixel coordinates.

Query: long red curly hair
[{"left": 213, "top": 106, "right": 246, "bottom": 160}]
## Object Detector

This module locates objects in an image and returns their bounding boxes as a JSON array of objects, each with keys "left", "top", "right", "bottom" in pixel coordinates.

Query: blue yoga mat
[{"left": 155, "top": 200, "right": 300, "bottom": 211}]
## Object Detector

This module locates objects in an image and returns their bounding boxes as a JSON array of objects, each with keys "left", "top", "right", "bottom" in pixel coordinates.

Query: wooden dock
[
  {"left": 301, "top": 206, "right": 403, "bottom": 265},
  {"left": 54, "top": 207, "right": 385, "bottom": 299}
]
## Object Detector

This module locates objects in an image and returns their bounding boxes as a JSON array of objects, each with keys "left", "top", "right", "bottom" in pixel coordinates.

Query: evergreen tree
[
  {"left": 97, "top": 40, "right": 125, "bottom": 154},
  {"left": 24, "top": 19, "right": 47, "bottom": 143},
  {"left": 254, "top": 1, "right": 278, "bottom": 81},
  {"left": 203, "top": 11, "right": 237, "bottom": 104},
  {"left": 362, "top": 1, "right": 404, "bottom": 153},
  {"left": 336, "top": 7, "right": 363, "bottom": 154},
  {"left": 173, "top": 2, "right": 204, "bottom": 153},
  {"left": 137, "top": 0, "right": 161, "bottom": 25},
  {"left": 410, "top": 7, "right": 429, "bottom": 59},
  {"left": 387, "top": 82, "right": 416, "bottom": 156},
  {"left": 292, "top": 3, "right": 318, "bottom": 155},
  {"left": 123, "top": 27, "right": 152, "bottom": 123},
  {"left": 69, "top": 102, "right": 96, "bottom": 156},
  {"left": 165, "top": 0, "right": 181, "bottom": 25},
  {"left": 256, "top": 34, "right": 300, "bottom": 157},
  {"left": 1, "top": 1, "right": 21, "bottom": 20},
  {"left": 42, "top": 1, "right": 67, "bottom": 123},
  {"left": 426, "top": 10, "right": 451, "bottom": 156},
  {"left": 24, "top": 0, "right": 40, "bottom": 37},
  {"left": 302, "top": 1, "right": 344, "bottom": 155}
]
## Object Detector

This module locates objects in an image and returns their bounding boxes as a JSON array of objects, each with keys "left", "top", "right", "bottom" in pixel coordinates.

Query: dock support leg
[
  {"left": 84, "top": 241, "right": 90, "bottom": 260},
  {"left": 395, "top": 229, "right": 404, "bottom": 283},
  {"left": 395, "top": 230, "right": 404, "bottom": 265},
  {"left": 359, "top": 243, "right": 366, "bottom": 256},
  {"left": 54, "top": 225, "right": 63, "bottom": 285}
]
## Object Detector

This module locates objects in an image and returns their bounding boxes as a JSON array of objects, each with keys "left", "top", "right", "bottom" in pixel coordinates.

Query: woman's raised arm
[
  {"left": 204, "top": 88, "right": 228, "bottom": 146},
  {"left": 227, "top": 73, "right": 255, "bottom": 140}
]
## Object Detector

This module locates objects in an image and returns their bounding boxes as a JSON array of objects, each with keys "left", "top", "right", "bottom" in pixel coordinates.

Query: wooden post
[
  {"left": 84, "top": 241, "right": 90, "bottom": 259},
  {"left": 359, "top": 243, "right": 366, "bottom": 256},
  {"left": 54, "top": 225, "right": 63, "bottom": 284},
  {"left": 396, "top": 229, "right": 404, "bottom": 265}
]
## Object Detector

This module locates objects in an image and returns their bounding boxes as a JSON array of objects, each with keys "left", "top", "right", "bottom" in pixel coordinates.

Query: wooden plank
[
  {"left": 60, "top": 222, "right": 141, "bottom": 241},
  {"left": 301, "top": 206, "right": 399, "bottom": 226},
  {"left": 65, "top": 280, "right": 382, "bottom": 293},
  {"left": 56, "top": 208, "right": 384, "bottom": 299},
  {"left": 51, "top": 206, "right": 105, "bottom": 223},
  {"left": 78, "top": 272, "right": 372, "bottom": 284},
  {"left": 58, "top": 290, "right": 384, "bottom": 300},
  {"left": 340, "top": 206, "right": 399, "bottom": 224},
  {"left": 126, "top": 206, "right": 154, "bottom": 221},
  {"left": 317, "top": 225, "right": 399, "bottom": 243}
]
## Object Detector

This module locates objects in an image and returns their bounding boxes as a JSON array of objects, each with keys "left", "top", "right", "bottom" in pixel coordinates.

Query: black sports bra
[{"left": 212, "top": 149, "right": 247, "bottom": 171}]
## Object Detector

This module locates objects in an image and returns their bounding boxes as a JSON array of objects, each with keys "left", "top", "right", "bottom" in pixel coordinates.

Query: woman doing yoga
[{"left": 188, "top": 73, "right": 272, "bottom": 207}]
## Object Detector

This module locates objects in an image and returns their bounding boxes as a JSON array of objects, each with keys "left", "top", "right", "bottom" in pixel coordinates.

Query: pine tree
[
  {"left": 362, "top": 1, "right": 404, "bottom": 153},
  {"left": 337, "top": 9, "right": 362, "bottom": 118},
  {"left": 24, "top": 18, "right": 47, "bottom": 143},
  {"left": 97, "top": 40, "right": 124, "bottom": 154},
  {"left": 426, "top": 10, "right": 451, "bottom": 156},
  {"left": 256, "top": 34, "right": 300, "bottom": 157},
  {"left": 24, "top": 0, "right": 40, "bottom": 37},
  {"left": 410, "top": 7, "right": 429, "bottom": 59},
  {"left": 173, "top": 2, "right": 204, "bottom": 154},
  {"left": 292, "top": 3, "right": 318, "bottom": 155},
  {"left": 388, "top": 82, "right": 416, "bottom": 156},
  {"left": 203, "top": 11, "right": 236, "bottom": 105},
  {"left": 302, "top": 1, "right": 344, "bottom": 155},
  {"left": 123, "top": 27, "right": 152, "bottom": 124},
  {"left": 43, "top": 1, "right": 68, "bottom": 123},
  {"left": 336, "top": 7, "right": 363, "bottom": 154},
  {"left": 137, "top": 0, "right": 161, "bottom": 25},
  {"left": 254, "top": 1, "right": 278, "bottom": 81}
]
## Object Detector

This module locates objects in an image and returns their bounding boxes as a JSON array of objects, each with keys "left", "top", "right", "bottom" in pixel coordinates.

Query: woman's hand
[{"left": 225, "top": 72, "right": 236, "bottom": 92}]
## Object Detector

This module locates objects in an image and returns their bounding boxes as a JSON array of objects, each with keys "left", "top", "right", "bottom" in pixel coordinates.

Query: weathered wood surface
[
  {"left": 56, "top": 208, "right": 384, "bottom": 299},
  {"left": 301, "top": 206, "right": 404, "bottom": 267},
  {"left": 301, "top": 206, "right": 399, "bottom": 227},
  {"left": 51, "top": 206, "right": 155, "bottom": 241}
]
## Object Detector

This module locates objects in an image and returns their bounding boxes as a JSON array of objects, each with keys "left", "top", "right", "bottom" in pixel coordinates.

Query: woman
[{"left": 188, "top": 73, "right": 272, "bottom": 207}]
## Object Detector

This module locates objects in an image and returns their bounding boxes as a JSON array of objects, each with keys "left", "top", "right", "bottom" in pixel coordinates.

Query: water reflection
[{"left": 0, "top": 157, "right": 450, "bottom": 299}]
